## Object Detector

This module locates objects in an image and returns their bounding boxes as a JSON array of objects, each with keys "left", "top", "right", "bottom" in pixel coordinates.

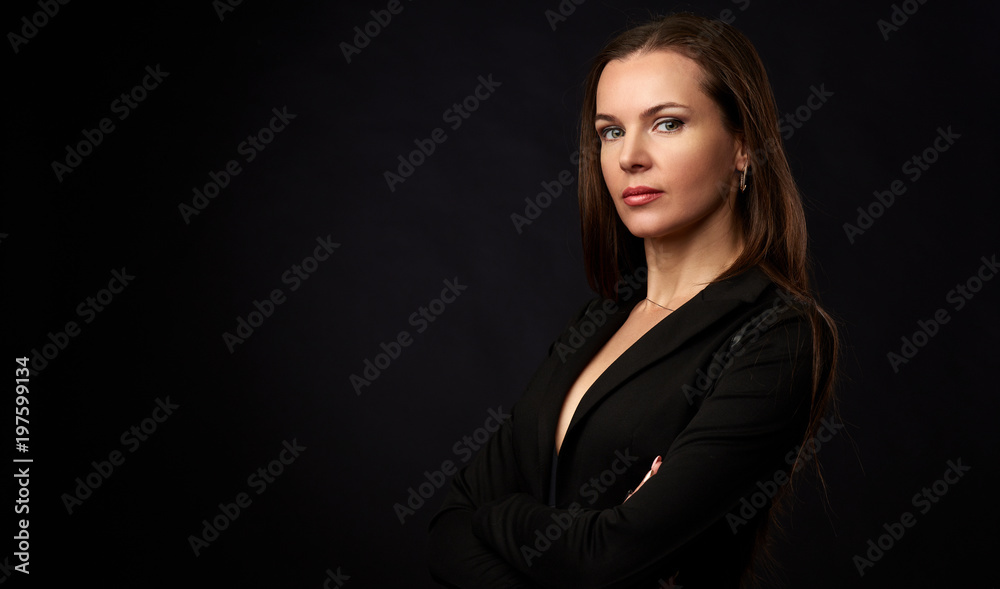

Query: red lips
[
  {"left": 622, "top": 185, "right": 661, "bottom": 197},
  {"left": 622, "top": 185, "right": 663, "bottom": 206}
]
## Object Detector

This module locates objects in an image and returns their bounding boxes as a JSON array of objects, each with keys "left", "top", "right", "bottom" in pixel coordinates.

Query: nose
[{"left": 618, "top": 130, "right": 652, "bottom": 173}]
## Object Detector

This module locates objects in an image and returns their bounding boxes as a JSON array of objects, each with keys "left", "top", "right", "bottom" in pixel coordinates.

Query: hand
[{"left": 624, "top": 455, "right": 661, "bottom": 502}]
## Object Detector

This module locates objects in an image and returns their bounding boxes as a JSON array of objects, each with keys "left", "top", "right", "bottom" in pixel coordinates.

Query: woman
[{"left": 428, "top": 12, "right": 838, "bottom": 588}]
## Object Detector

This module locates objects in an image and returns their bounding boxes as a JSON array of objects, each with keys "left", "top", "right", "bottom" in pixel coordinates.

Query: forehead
[{"left": 596, "top": 49, "right": 709, "bottom": 113}]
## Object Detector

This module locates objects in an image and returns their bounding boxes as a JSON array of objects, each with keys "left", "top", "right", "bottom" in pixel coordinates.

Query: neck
[{"left": 642, "top": 210, "right": 744, "bottom": 309}]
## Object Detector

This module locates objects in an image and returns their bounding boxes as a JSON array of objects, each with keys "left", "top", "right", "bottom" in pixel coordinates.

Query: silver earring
[{"left": 739, "top": 164, "right": 749, "bottom": 192}]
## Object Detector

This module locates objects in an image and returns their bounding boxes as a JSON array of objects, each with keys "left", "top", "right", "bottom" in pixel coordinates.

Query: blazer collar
[{"left": 540, "top": 265, "right": 774, "bottom": 469}]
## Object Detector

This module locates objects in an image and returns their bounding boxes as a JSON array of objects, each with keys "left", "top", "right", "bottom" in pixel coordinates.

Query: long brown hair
[{"left": 577, "top": 13, "right": 840, "bottom": 586}]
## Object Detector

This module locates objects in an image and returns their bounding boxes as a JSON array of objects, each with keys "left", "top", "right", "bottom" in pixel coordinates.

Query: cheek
[
  {"left": 600, "top": 152, "right": 619, "bottom": 190},
  {"left": 660, "top": 138, "right": 731, "bottom": 190}
]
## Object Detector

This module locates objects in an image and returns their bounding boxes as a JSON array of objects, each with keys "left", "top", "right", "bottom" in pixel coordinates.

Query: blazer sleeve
[
  {"left": 468, "top": 306, "right": 816, "bottom": 588},
  {"left": 427, "top": 411, "right": 536, "bottom": 588},
  {"left": 427, "top": 298, "right": 600, "bottom": 588}
]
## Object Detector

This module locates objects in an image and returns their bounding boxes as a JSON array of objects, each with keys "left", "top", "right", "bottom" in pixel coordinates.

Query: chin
[{"left": 618, "top": 211, "right": 686, "bottom": 240}]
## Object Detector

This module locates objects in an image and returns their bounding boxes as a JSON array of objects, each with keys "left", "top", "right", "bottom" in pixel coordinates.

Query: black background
[{"left": 4, "top": 0, "right": 998, "bottom": 586}]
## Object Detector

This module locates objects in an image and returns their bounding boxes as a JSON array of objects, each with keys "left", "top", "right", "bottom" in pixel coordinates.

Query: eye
[
  {"left": 598, "top": 126, "right": 624, "bottom": 141},
  {"left": 654, "top": 118, "right": 684, "bottom": 133}
]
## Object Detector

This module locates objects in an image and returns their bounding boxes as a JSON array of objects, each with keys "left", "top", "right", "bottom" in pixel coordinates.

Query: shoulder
[
  {"left": 738, "top": 284, "right": 812, "bottom": 338},
  {"left": 704, "top": 270, "right": 820, "bottom": 399}
]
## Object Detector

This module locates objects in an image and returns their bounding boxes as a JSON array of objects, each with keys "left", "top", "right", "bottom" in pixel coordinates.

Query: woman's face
[{"left": 595, "top": 49, "right": 746, "bottom": 241}]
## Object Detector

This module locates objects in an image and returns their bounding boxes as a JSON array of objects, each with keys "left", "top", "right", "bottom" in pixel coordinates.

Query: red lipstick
[{"left": 622, "top": 185, "right": 663, "bottom": 206}]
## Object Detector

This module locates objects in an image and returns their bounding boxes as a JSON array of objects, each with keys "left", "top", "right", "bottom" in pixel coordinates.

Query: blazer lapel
[
  {"left": 562, "top": 266, "right": 773, "bottom": 448},
  {"left": 535, "top": 299, "right": 630, "bottom": 488}
]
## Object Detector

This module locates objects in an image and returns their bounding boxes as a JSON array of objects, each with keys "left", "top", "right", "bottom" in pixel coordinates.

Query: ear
[{"left": 733, "top": 133, "right": 749, "bottom": 171}]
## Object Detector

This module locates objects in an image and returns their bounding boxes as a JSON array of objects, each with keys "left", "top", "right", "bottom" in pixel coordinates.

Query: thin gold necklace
[{"left": 645, "top": 298, "right": 674, "bottom": 312}]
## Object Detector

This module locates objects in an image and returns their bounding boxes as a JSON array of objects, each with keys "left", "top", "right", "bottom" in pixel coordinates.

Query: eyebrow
[{"left": 595, "top": 102, "right": 690, "bottom": 124}]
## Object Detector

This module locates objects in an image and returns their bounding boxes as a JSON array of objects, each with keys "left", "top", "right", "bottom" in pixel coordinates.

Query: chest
[{"left": 554, "top": 311, "right": 668, "bottom": 454}]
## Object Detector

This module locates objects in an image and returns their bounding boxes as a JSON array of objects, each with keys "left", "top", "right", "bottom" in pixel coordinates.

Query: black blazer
[{"left": 428, "top": 266, "right": 816, "bottom": 588}]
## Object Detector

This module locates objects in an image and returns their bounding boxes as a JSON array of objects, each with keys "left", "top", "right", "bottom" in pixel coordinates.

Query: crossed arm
[{"left": 428, "top": 312, "right": 813, "bottom": 588}]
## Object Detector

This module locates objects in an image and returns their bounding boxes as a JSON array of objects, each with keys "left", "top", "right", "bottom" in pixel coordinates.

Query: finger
[{"left": 625, "top": 470, "right": 653, "bottom": 502}]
